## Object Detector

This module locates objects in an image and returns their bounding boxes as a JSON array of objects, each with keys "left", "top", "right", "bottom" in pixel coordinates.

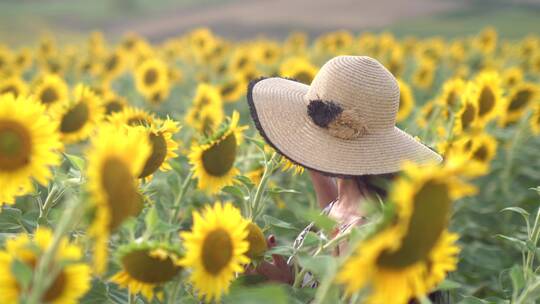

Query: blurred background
[{"left": 1, "top": 0, "right": 539, "bottom": 45}]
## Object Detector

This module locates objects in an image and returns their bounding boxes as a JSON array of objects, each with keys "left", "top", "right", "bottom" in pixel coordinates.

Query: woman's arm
[{"left": 308, "top": 170, "right": 338, "bottom": 209}]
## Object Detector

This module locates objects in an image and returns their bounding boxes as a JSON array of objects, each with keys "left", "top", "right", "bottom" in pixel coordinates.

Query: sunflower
[
  {"left": 472, "top": 71, "right": 503, "bottom": 124},
  {"left": 256, "top": 41, "right": 281, "bottom": 65},
  {"left": 412, "top": 58, "right": 435, "bottom": 90},
  {"left": 52, "top": 84, "right": 104, "bottom": 144},
  {"left": 438, "top": 78, "right": 465, "bottom": 110},
  {"left": 137, "top": 118, "right": 180, "bottom": 179},
  {"left": 13, "top": 47, "right": 33, "bottom": 72},
  {"left": 396, "top": 79, "right": 415, "bottom": 122},
  {"left": 0, "top": 76, "right": 28, "bottom": 98},
  {"left": 531, "top": 104, "right": 540, "bottom": 135},
  {"left": 110, "top": 243, "right": 183, "bottom": 301},
  {"left": 453, "top": 84, "right": 479, "bottom": 136},
  {"left": 108, "top": 106, "right": 155, "bottom": 127},
  {"left": 500, "top": 82, "right": 539, "bottom": 125},
  {"left": 189, "top": 111, "right": 246, "bottom": 194},
  {"left": 278, "top": 155, "right": 305, "bottom": 175},
  {"left": 337, "top": 162, "right": 473, "bottom": 304},
  {"left": 220, "top": 76, "right": 246, "bottom": 103},
  {"left": 180, "top": 202, "right": 250, "bottom": 302},
  {"left": 102, "top": 91, "right": 128, "bottom": 116},
  {"left": 474, "top": 27, "right": 497, "bottom": 54},
  {"left": 502, "top": 67, "right": 523, "bottom": 88},
  {"left": 185, "top": 83, "right": 223, "bottom": 132},
  {"left": 0, "top": 94, "right": 62, "bottom": 206},
  {"left": 0, "top": 227, "right": 91, "bottom": 304},
  {"left": 134, "top": 57, "right": 170, "bottom": 103},
  {"left": 86, "top": 124, "right": 151, "bottom": 274},
  {"left": 460, "top": 133, "right": 498, "bottom": 175},
  {"left": 99, "top": 49, "right": 127, "bottom": 82},
  {"left": 33, "top": 74, "right": 69, "bottom": 107},
  {"left": 229, "top": 49, "right": 255, "bottom": 74},
  {"left": 279, "top": 56, "right": 318, "bottom": 85},
  {"left": 245, "top": 222, "right": 268, "bottom": 259}
]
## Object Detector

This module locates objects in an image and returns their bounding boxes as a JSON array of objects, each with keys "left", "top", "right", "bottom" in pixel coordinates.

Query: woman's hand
[{"left": 245, "top": 235, "right": 294, "bottom": 285}]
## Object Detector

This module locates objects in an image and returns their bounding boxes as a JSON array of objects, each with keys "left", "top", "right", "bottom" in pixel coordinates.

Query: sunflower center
[
  {"left": 127, "top": 116, "right": 149, "bottom": 127},
  {"left": 446, "top": 91, "right": 458, "bottom": 107},
  {"left": 221, "top": 83, "right": 237, "bottom": 97},
  {"left": 1, "top": 85, "right": 18, "bottom": 97},
  {"left": 42, "top": 270, "right": 66, "bottom": 302},
  {"left": 377, "top": 181, "right": 451, "bottom": 269},
  {"left": 60, "top": 102, "right": 90, "bottom": 133},
  {"left": 101, "top": 157, "right": 142, "bottom": 230},
  {"left": 202, "top": 228, "right": 233, "bottom": 274},
  {"left": 201, "top": 133, "right": 237, "bottom": 177},
  {"left": 105, "top": 100, "right": 124, "bottom": 115},
  {"left": 198, "top": 96, "right": 210, "bottom": 107},
  {"left": 144, "top": 69, "right": 158, "bottom": 86},
  {"left": 478, "top": 87, "right": 495, "bottom": 117},
  {"left": 40, "top": 87, "right": 59, "bottom": 104},
  {"left": 472, "top": 145, "right": 488, "bottom": 162},
  {"left": 508, "top": 89, "right": 532, "bottom": 112},
  {"left": 294, "top": 71, "right": 313, "bottom": 85},
  {"left": 0, "top": 120, "right": 32, "bottom": 171},
  {"left": 106, "top": 55, "right": 118, "bottom": 72},
  {"left": 122, "top": 249, "right": 181, "bottom": 283},
  {"left": 460, "top": 103, "right": 475, "bottom": 131},
  {"left": 139, "top": 132, "right": 168, "bottom": 178}
]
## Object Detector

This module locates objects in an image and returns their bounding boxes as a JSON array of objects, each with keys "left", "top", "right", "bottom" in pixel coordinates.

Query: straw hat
[{"left": 247, "top": 55, "right": 442, "bottom": 176}]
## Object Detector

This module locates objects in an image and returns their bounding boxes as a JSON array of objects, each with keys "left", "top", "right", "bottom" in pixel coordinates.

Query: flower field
[{"left": 0, "top": 27, "right": 540, "bottom": 303}]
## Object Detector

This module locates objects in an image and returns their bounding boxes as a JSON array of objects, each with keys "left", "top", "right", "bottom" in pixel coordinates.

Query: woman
[{"left": 245, "top": 56, "right": 444, "bottom": 301}]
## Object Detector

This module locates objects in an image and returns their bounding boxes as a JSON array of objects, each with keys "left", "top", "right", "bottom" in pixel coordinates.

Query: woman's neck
[{"left": 336, "top": 178, "right": 365, "bottom": 209}]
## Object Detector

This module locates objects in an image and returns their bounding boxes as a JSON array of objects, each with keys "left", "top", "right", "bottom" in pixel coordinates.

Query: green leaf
[
  {"left": 224, "top": 284, "right": 288, "bottom": 304},
  {"left": 144, "top": 206, "right": 159, "bottom": 231},
  {"left": 266, "top": 245, "right": 294, "bottom": 256},
  {"left": 458, "top": 296, "right": 489, "bottom": 304},
  {"left": 11, "top": 259, "right": 33, "bottom": 290},
  {"left": 263, "top": 215, "right": 297, "bottom": 230},
  {"left": 298, "top": 255, "right": 337, "bottom": 279},
  {"left": 64, "top": 153, "right": 85, "bottom": 171},
  {"left": 302, "top": 231, "right": 321, "bottom": 248},
  {"left": 0, "top": 207, "right": 23, "bottom": 231},
  {"left": 437, "top": 278, "right": 461, "bottom": 290},
  {"left": 235, "top": 175, "right": 255, "bottom": 189},
  {"left": 495, "top": 234, "right": 527, "bottom": 252},
  {"left": 245, "top": 136, "right": 266, "bottom": 150},
  {"left": 305, "top": 210, "right": 337, "bottom": 233},
  {"left": 509, "top": 264, "right": 525, "bottom": 292},
  {"left": 501, "top": 207, "right": 530, "bottom": 226},
  {"left": 266, "top": 187, "right": 301, "bottom": 195},
  {"left": 80, "top": 279, "right": 108, "bottom": 304},
  {"left": 222, "top": 185, "right": 246, "bottom": 200}
]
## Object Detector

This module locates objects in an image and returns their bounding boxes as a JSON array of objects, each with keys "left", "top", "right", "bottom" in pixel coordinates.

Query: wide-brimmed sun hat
[{"left": 247, "top": 55, "right": 442, "bottom": 176}]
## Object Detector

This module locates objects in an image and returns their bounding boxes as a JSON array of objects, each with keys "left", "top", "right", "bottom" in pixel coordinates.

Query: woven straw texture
[{"left": 247, "top": 55, "right": 442, "bottom": 176}]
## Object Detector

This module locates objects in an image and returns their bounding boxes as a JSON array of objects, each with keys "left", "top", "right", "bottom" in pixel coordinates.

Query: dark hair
[
  {"left": 353, "top": 173, "right": 450, "bottom": 304},
  {"left": 353, "top": 172, "right": 398, "bottom": 200}
]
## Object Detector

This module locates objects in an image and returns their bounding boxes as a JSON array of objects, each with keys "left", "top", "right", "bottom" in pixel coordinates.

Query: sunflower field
[{"left": 0, "top": 27, "right": 540, "bottom": 304}]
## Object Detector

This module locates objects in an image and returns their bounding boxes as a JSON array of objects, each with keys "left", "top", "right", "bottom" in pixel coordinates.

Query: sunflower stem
[
  {"left": 524, "top": 207, "right": 540, "bottom": 282},
  {"left": 292, "top": 230, "right": 351, "bottom": 288},
  {"left": 26, "top": 194, "right": 78, "bottom": 304},
  {"left": 37, "top": 184, "right": 62, "bottom": 225},
  {"left": 502, "top": 112, "right": 531, "bottom": 199},
  {"left": 250, "top": 153, "right": 277, "bottom": 221},
  {"left": 170, "top": 170, "right": 194, "bottom": 225}
]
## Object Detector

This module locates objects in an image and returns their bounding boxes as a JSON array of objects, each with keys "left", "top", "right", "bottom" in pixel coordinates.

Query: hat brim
[{"left": 247, "top": 77, "right": 442, "bottom": 177}]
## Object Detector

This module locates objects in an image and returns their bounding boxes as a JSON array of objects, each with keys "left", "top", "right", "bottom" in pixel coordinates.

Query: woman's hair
[
  {"left": 353, "top": 172, "right": 398, "bottom": 200},
  {"left": 353, "top": 173, "right": 450, "bottom": 304}
]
